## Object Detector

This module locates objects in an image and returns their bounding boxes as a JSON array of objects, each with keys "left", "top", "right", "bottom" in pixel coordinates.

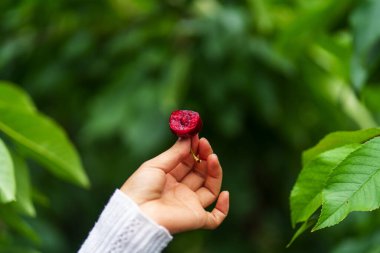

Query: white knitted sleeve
[{"left": 78, "top": 189, "right": 173, "bottom": 253}]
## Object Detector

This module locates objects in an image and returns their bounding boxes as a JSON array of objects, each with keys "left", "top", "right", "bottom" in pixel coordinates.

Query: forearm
[{"left": 78, "top": 190, "right": 172, "bottom": 253}]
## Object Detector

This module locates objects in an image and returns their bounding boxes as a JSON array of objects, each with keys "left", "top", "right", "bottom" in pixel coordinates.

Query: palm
[{"left": 142, "top": 177, "right": 207, "bottom": 233}]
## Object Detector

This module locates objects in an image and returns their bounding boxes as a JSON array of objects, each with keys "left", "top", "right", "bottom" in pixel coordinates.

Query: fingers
[
  {"left": 198, "top": 137, "right": 213, "bottom": 160},
  {"left": 143, "top": 137, "right": 193, "bottom": 173},
  {"left": 168, "top": 135, "right": 199, "bottom": 180},
  {"left": 203, "top": 191, "right": 229, "bottom": 229},
  {"left": 196, "top": 154, "right": 222, "bottom": 207},
  {"left": 180, "top": 138, "right": 214, "bottom": 189},
  {"left": 170, "top": 136, "right": 209, "bottom": 182}
]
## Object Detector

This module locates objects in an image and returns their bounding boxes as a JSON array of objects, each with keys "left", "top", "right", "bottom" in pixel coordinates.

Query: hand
[{"left": 120, "top": 135, "right": 229, "bottom": 234}]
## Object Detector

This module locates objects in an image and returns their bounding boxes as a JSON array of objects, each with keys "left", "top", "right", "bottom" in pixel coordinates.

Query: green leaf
[
  {"left": 313, "top": 137, "right": 380, "bottom": 231},
  {"left": 302, "top": 128, "right": 380, "bottom": 166},
  {"left": 0, "top": 206, "right": 40, "bottom": 244},
  {"left": 0, "top": 137, "right": 16, "bottom": 203},
  {"left": 0, "top": 107, "right": 89, "bottom": 188},
  {"left": 350, "top": 0, "right": 380, "bottom": 91},
  {"left": 0, "top": 81, "right": 36, "bottom": 113},
  {"left": 291, "top": 144, "right": 360, "bottom": 226},
  {"left": 11, "top": 151, "right": 35, "bottom": 216}
]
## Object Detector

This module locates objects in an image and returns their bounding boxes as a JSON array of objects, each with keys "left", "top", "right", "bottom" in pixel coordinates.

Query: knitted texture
[{"left": 79, "top": 190, "right": 172, "bottom": 253}]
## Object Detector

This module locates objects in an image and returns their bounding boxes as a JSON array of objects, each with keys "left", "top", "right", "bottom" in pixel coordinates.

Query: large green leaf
[
  {"left": 0, "top": 81, "right": 36, "bottom": 112},
  {"left": 0, "top": 137, "right": 15, "bottom": 203},
  {"left": 11, "top": 151, "right": 35, "bottom": 216},
  {"left": 290, "top": 144, "right": 360, "bottom": 226},
  {"left": 302, "top": 128, "right": 380, "bottom": 165},
  {"left": 0, "top": 107, "right": 89, "bottom": 188},
  {"left": 313, "top": 136, "right": 380, "bottom": 231}
]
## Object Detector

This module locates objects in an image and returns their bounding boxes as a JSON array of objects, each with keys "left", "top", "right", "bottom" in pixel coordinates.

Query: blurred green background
[{"left": 1, "top": 0, "right": 380, "bottom": 252}]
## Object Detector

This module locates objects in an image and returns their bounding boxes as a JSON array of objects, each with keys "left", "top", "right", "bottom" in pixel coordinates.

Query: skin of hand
[{"left": 120, "top": 135, "right": 229, "bottom": 234}]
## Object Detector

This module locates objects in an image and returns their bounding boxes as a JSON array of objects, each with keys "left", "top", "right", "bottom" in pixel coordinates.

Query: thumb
[{"left": 144, "top": 136, "right": 198, "bottom": 172}]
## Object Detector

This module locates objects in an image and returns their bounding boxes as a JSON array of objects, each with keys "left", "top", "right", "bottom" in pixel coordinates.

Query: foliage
[
  {"left": 290, "top": 128, "right": 380, "bottom": 245},
  {"left": 1, "top": 0, "right": 380, "bottom": 252},
  {"left": 0, "top": 82, "right": 88, "bottom": 251}
]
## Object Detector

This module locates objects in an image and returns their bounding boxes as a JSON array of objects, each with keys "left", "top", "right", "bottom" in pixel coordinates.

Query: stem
[
  {"left": 190, "top": 138, "right": 201, "bottom": 163},
  {"left": 191, "top": 148, "right": 201, "bottom": 163}
]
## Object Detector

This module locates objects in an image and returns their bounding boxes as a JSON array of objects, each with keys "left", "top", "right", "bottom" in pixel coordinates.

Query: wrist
[
  {"left": 138, "top": 204, "right": 174, "bottom": 234},
  {"left": 118, "top": 188, "right": 172, "bottom": 233}
]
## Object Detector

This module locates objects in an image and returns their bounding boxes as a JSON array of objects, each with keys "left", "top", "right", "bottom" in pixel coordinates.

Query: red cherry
[{"left": 169, "top": 110, "right": 202, "bottom": 138}]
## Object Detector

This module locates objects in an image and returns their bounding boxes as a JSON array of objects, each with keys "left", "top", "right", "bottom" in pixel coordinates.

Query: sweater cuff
[{"left": 79, "top": 189, "right": 172, "bottom": 253}]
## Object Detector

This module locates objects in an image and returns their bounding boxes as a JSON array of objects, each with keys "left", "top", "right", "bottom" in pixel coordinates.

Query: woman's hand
[{"left": 120, "top": 135, "right": 229, "bottom": 234}]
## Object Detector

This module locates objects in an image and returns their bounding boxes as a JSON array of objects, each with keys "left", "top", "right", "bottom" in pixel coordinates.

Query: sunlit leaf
[
  {"left": 291, "top": 144, "right": 360, "bottom": 226},
  {"left": 0, "top": 81, "right": 36, "bottom": 112},
  {"left": 11, "top": 151, "right": 35, "bottom": 216},
  {"left": 313, "top": 137, "right": 380, "bottom": 230},
  {"left": 302, "top": 128, "right": 380, "bottom": 165},
  {"left": 0, "top": 108, "right": 89, "bottom": 188},
  {"left": 0, "top": 137, "right": 15, "bottom": 203}
]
